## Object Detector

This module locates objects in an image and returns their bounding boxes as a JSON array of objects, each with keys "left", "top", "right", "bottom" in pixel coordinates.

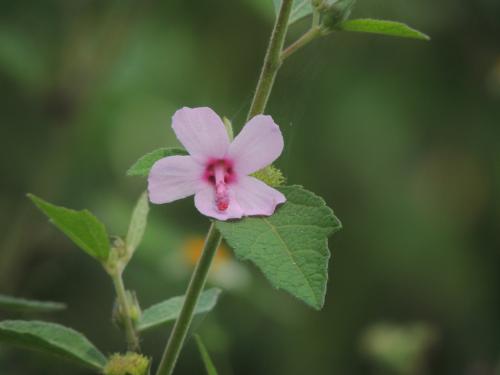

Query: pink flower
[{"left": 148, "top": 107, "right": 286, "bottom": 221}]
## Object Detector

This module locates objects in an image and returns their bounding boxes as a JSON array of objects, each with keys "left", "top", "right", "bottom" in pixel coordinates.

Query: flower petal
[
  {"left": 228, "top": 115, "right": 284, "bottom": 175},
  {"left": 148, "top": 155, "right": 204, "bottom": 204},
  {"left": 172, "top": 107, "right": 229, "bottom": 162},
  {"left": 232, "top": 176, "right": 286, "bottom": 216},
  {"left": 194, "top": 187, "right": 244, "bottom": 221}
]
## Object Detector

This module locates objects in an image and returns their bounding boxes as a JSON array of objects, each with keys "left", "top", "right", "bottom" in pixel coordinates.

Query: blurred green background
[{"left": 1, "top": 0, "right": 499, "bottom": 374}]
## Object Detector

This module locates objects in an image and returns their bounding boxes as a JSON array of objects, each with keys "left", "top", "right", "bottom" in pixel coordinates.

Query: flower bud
[
  {"left": 321, "top": 0, "right": 356, "bottom": 30},
  {"left": 104, "top": 352, "right": 150, "bottom": 375},
  {"left": 112, "top": 290, "right": 141, "bottom": 328},
  {"left": 311, "top": 0, "right": 324, "bottom": 8}
]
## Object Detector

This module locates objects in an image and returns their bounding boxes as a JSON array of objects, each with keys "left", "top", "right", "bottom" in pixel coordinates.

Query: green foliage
[
  {"left": 251, "top": 165, "right": 286, "bottom": 187},
  {"left": 28, "top": 194, "right": 110, "bottom": 262},
  {"left": 104, "top": 352, "right": 150, "bottom": 375},
  {"left": 0, "top": 295, "right": 66, "bottom": 313},
  {"left": 216, "top": 186, "right": 341, "bottom": 310},
  {"left": 273, "top": 0, "right": 314, "bottom": 26},
  {"left": 339, "top": 19, "right": 430, "bottom": 40},
  {"left": 195, "top": 335, "right": 219, "bottom": 375},
  {"left": 137, "top": 288, "right": 222, "bottom": 332},
  {"left": 0, "top": 320, "right": 107, "bottom": 370},
  {"left": 0, "top": 30, "right": 49, "bottom": 90},
  {"left": 126, "top": 147, "right": 188, "bottom": 177},
  {"left": 126, "top": 192, "right": 149, "bottom": 257}
]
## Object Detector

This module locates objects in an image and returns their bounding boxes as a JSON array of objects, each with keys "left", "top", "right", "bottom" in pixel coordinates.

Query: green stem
[
  {"left": 111, "top": 271, "right": 140, "bottom": 352},
  {"left": 156, "top": 223, "right": 222, "bottom": 375},
  {"left": 281, "top": 26, "right": 323, "bottom": 61},
  {"left": 155, "top": 2, "right": 294, "bottom": 374},
  {"left": 247, "top": 0, "right": 294, "bottom": 120},
  {"left": 312, "top": 9, "right": 321, "bottom": 27}
]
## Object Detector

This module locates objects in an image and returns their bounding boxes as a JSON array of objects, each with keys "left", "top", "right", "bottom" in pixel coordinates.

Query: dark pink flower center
[{"left": 204, "top": 159, "right": 236, "bottom": 212}]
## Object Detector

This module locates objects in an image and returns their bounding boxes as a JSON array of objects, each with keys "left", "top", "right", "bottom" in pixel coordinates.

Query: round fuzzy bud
[{"left": 104, "top": 352, "right": 150, "bottom": 375}]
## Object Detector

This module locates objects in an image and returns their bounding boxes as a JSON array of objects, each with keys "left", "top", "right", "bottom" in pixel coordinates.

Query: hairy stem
[
  {"left": 247, "top": 0, "right": 294, "bottom": 120},
  {"left": 156, "top": 223, "right": 222, "bottom": 375},
  {"left": 111, "top": 271, "right": 140, "bottom": 352},
  {"left": 281, "top": 26, "right": 323, "bottom": 61},
  {"left": 155, "top": 2, "right": 294, "bottom": 374}
]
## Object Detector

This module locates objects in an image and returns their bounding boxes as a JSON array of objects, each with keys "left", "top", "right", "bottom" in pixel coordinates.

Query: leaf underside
[
  {"left": 137, "top": 288, "right": 222, "bottom": 332},
  {"left": 340, "top": 19, "right": 430, "bottom": 40},
  {"left": 216, "top": 185, "right": 341, "bottom": 310},
  {"left": 0, "top": 295, "right": 66, "bottom": 313},
  {"left": 273, "top": 0, "right": 314, "bottom": 26},
  {"left": 28, "top": 194, "right": 110, "bottom": 262},
  {"left": 0, "top": 320, "right": 107, "bottom": 370},
  {"left": 126, "top": 147, "right": 188, "bottom": 177},
  {"left": 126, "top": 191, "right": 149, "bottom": 256}
]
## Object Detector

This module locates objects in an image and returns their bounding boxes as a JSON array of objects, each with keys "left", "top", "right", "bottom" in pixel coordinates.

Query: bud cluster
[{"left": 104, "top": 352, "right": 150, "bottom": 375}]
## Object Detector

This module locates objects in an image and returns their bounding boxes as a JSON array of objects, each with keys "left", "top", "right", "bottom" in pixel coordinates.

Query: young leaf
[
  {"left": 339, "top": 19, "right": 430, "bottom": 40},
  {"left": 195, "top": 335, "right": 219, "bottom": 375},
  {"left": 127, "top": 147, "right": 188, "bottom": 177},
  {"left": 0, "top": 295, "right": 66, "bottom": 313},
  {"left": 137, "top": 288, "right": 221, "bottom": 332},
  {"left": 216, "top": 186, "right": 341, "bottom": 310},
  {"left": 0, "top": 320, "right": 107, "bottom": 370},
  {"left": 273, "top": 0, "right": 314, "bottom": 26},
  {"left": 28, "top": 194, "right": 110, "bottom": 262},
  {"left": 125, "top": 191, "right": 149, "bottom": 256}
]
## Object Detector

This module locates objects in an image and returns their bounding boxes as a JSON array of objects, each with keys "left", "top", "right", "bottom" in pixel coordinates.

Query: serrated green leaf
[
  {"left": 216, "top": 186, "right": 341, "bottom": 310},
  {"left": 137, "top": 288, "right": 221, "bottom": 332},
  {"left": 126, "top": 147, "right": 188, "bottom": 177},
  {"left": 339, "top": 19, "right": 430, "bottom": 40},
  {"left": 125, "top": 191, "right": 149, "bottom": 256},
  {"left": 195, "top": 335, "right": 219, "bottom": 375},
  {"left": 28, "top": 194, "right": 110, "bottom": 262},
  {"left": 273, "top": 0, "right": 314, "bottom": 26},
  {"left": 0, "top": 320, "right": 107, "bottom": 370},
  {"left": 0, "top": 295, "right": 66, "bottom": 313}
]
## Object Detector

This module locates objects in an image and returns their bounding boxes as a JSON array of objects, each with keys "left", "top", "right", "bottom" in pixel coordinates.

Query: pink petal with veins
[
  {"left": 232, "top": 176, "right": 286, "bottom": 217},
  {"left": 228, "top": 114, "right": 284, "bottom": 175},
  {"left": 172, "top": 107, "right": 230, "bottom": 163},
  {"left": 148, "top": 155, "right": 204, "bottom": 204}
]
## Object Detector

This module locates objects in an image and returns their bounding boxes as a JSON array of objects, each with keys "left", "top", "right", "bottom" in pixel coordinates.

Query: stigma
[{"left": 204, "top": 159, "right": 235, "bottom": 212}]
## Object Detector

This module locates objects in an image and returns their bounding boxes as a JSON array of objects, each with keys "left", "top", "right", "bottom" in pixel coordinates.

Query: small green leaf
[
  {"left": 127, "top": 147, "right": 188, "bottom": 177},
  {"left": 0, "top": 320, "right": 107, "bottom": 370},
  {"left": 273, "top": 0, "right": 314, "bottom": 26},
  {"left": 125, "top": 191, "right": 149, "bottom": 256},
  {"left": 28, "top": 194, "right": 110, "bottom": 262},
  {"left": 195, "top": 335, "right": 219, "bottom": 375},
  {"left": 0, "top": 295, "right": 66, "bottom": 313},
  {"left": 216, "top": 186, "right": 341, "bottom": 310},
  {"left": 137, "top": 288, "right": 221, "bottom": 332},
  {"left": 339, "top": 19, "right": 430, "bottom": 40}
]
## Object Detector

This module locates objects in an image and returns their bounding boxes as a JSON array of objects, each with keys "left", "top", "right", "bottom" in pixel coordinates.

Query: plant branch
[
  {"left": 281, "top": 26, "right": 323, "bottom": 61},
  {"left": 111, "top": 270, "right": 140, "bottom": 352},
  {"left": 247, "top": 0, "right": 294, "bottom": 120},
  {"left": 155, "top": 2, "right": 294, "bottom": 374},
  {"left": 155, "top": 223, "right": 222, "bottom": 375}
]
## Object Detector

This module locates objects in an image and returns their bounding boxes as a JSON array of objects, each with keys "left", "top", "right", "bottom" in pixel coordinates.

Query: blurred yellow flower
[
  {"left": 177, "top": 235, "right": 250, "bottom": 290},
  {"left": 182, "top": 237, "right": 230, "bottom": 270}
]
